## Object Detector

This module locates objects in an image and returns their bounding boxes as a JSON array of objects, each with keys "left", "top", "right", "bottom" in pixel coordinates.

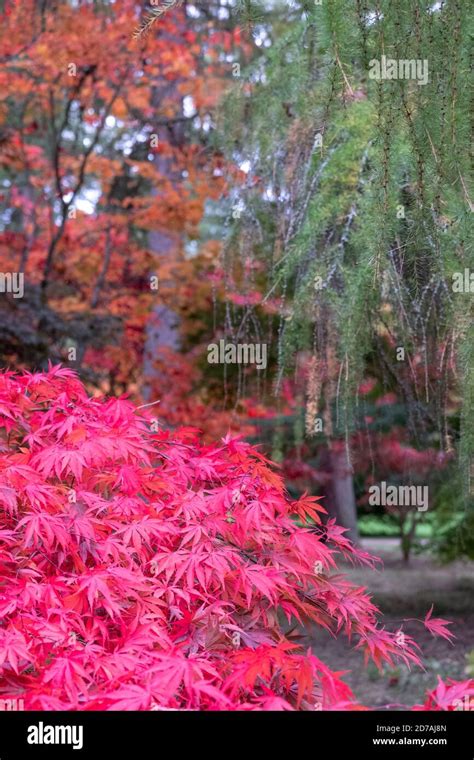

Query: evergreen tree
[{"left": 215, "top": 0, "right": 473, "bottom": 542}]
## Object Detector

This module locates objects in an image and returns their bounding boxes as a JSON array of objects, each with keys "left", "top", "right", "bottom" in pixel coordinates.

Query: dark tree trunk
[{"left": 322, "top": 446, "right": 360, "bottom": 545}]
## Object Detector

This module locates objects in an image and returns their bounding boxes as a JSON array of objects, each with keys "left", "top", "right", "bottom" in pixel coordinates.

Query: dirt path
[{"left": 304, "top": 538, "right": 474, "bottom": 709}]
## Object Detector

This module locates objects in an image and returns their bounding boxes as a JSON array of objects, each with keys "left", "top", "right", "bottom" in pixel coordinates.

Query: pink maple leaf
[{"left": 423, "top": 605, "right": 455, "bottom": 643}]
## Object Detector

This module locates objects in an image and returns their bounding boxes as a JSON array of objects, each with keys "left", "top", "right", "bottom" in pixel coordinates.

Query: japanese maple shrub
[{"left": 0, "top": 366, "right": 471, "bottom": 710}]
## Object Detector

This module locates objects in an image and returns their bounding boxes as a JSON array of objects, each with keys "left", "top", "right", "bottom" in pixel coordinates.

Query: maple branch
[
  {"left": 122, "top": 95, "right": 197, "bottom": 128},
  {"left": 41, "top": 79, "right": 123, "bottom": 297},
  {"left": 214, "top": 532, "right": 334, "bottom": 628},
  {"left": 71, "top": 85, "right": 122, "bottom": 203},
  {"left": 0, "top": 1, "right": 47, "bottom": 64},
  {"left": 49, "top": 72, "right": 89, "bottom": 200},
  {"left": 0, "top": 35, "right": 42, "bottom": 64}
]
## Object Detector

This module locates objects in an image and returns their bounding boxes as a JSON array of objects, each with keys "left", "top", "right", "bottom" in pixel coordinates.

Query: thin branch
[
  {"left": 133, "top": 0, "right": 185, "bottom": 39},
  {"left": 334, "top": 48, "right": 354, "bottom": 97},
  {"left": 41, "top": 79, "right": 124, "bottom": 295},
  {"left": 136, "top": 399, "right": 162, "bottom": 411},
  {"left": 459, "top": 172, "right": 474, "bottom": 212}
]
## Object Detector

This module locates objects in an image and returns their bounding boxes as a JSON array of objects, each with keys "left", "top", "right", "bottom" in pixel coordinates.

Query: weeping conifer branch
[
  {"left": 133, "top": 0, "right": 184, "bottom": 39},
  {"left": 217, "top": 0, "right": 471, "bottom": 482}
]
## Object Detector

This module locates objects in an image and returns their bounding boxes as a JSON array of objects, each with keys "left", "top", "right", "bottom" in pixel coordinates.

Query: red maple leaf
[{"left": 423, "top": 605, "right": 455, "bottom": 643}]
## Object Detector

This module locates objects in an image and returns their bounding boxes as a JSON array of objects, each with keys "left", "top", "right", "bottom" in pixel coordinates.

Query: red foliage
[
  {"left": 423, "top": 606, "right": 455, "bottom": 643},
  {"left": 414, "top": 678, "right": 474, "bottom": 711},
  {"left": 0, "top": 368, "right": 467, "bottom": 710}
]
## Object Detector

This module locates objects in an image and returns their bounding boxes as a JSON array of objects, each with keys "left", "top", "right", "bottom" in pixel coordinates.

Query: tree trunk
[
  {"left": 323, "top": 445, "right": 360, "bottom": 545},
  {"left": 142, "top": 72, "right": 184, "bottom": 401}
]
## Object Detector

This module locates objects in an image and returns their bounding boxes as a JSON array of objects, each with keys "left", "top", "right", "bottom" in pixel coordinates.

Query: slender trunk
[
  {"left": 91, "top": 228, "right": 112, "bottom": 309},
  {"left": 323, "top": 445, "right": 360, "bottom": 545},
  {"left": 142, "top": 52, "right": 185, "bottom": 401},
  {"left": 40, "top": 210, "right": 67, "bottom": 298}
]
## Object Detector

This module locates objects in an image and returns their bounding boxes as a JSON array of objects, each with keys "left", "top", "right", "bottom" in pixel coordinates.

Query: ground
[{"left": 305, "top": 538, "right": 474, "bottom": 709}]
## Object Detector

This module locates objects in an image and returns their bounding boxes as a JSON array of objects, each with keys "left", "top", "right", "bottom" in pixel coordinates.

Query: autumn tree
[
  {"left": 0, "top": 0, "right": 231, "bottom": 400},
  {"left": 0, "top": 365, "right": 469, "bottom": 710}
]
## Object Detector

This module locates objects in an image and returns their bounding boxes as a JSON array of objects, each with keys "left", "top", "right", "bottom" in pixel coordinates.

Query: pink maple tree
[{"left": 0, "top": 367, "right": 470, "bottom": 710}]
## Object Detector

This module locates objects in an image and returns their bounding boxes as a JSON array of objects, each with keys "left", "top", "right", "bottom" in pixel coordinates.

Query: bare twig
[
  {"left": 459, "top": 172, "right": 474, "bottom": 212},
  {"left": 334, "top": 48, "right": 354, "bottom": 97},
  {"left": 136, "top": 399, "right": 162, "bottom": 411}
]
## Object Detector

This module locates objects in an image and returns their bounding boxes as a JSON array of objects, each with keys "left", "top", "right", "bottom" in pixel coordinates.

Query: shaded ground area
[{"left": 305, "top": 538, "right": 474, "bottom": 709}]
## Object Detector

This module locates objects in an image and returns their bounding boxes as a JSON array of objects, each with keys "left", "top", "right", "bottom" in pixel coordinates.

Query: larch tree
[{"left": 210, "top": 0, "right": 472, "bottom": 544}]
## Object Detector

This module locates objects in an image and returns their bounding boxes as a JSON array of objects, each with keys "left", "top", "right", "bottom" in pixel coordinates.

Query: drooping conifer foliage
[
  {"left": 0, "top": 366, "right": 470, "bottom": 710},
  {"left": 216, "top": 1, "right": 472, "bottom": 522}
]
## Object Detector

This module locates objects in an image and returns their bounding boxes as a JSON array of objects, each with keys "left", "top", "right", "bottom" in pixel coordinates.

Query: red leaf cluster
[{"left": 0, "top": 367, "right": 466, "bottom": 710}]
